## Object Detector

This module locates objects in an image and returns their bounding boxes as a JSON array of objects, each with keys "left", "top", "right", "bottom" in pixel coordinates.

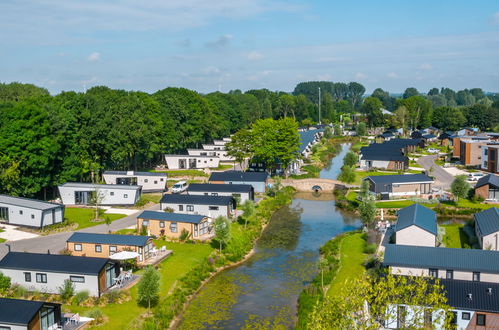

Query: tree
[
  {"left": 309, "top": 274, "right": 451, "bottom": 329},
  {"left": 338, "top": 165, "right": 356, "bottom": 184},
  {"left": 359, "top": 195, "right": 376, "bottom": 229},
  {"left": 241, "top": 199, "right": 256, "bottom": 229},
  {"left": 347, "top": 82, "right": 366, "bottom": 109},
  {"left": 343, "top": 152, "right": 358, "bottom": 167},
  {"left": 225, "top": 129, "right": 253, "bottom": 171},
  {"left": 451, "top": 175, "right": 470, "bottom": 202},
  {"left": 391, "top": 106, "right": 409, "bottom": 133},
  {"left": 90, "top": 189, "right": 105, "bottom": 221},
  {"left": 58, "top": 279, "right": 75, "bottom": 303},
  {"left": 463, "top": 104, "right": 488, "bottom": 130},
  {"left": 356, "top": 122, "right": 367, "bottom": 137},
  {"left": 214, "top": 216, "right": 231, "bottom": 253},
  {"left": 362, "top": 97, "right": 384, "bottom": 127},
  {"left": 359, "top": 179, "right": 370, "bottom": 201},
  {"left": 333, "top": 123, "right": 342, "bottom": 137},
  {"left": 138, "top": 266, "right": 160, "bottom": 311},
  {"left": 323, "top": 126, "right": 333, "bottom": 139},
  {"left": 403, "top": 87, "right": 419, "bottom": 99},
  {"left": 432, "top": 107, "right": 466, "bottom": 131}
]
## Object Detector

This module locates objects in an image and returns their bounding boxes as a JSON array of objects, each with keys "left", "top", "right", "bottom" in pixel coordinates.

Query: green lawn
[
  {"left": 441, "top": 224, "right": 471, "bottom": 248},
  {"left": 328, "top": 233, "right": 366, "bottom": 296},
  {"left": 375, "top": 200, "right": 416, "bottom": 209},
  {"left": 64, "top": 208, "right": 126, "bottom": 230},
  {"left": 164, "top": 169, "right": 208, "bottom": 177},
  {"left": 67, "top": 241, "right": 214, "bottom": 329},
  {"left": 443, "top": 199, "right": 497, "bottom": 210},
  {"left": 134, "top": 193, "right": 162, "bottom": 207},
  {"left": 217, "top": 164, "right": 234, "bottom": 170}
]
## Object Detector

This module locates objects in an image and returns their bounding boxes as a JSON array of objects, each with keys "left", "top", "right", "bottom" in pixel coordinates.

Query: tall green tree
[
  {"left": 451, "top": 175, "right": 470, "bottom": 202},
  {"left": 138, "top": 266, "right": 160, "bottom": 311},
  {"left": 432, "top": 107, "right": 466, "bottom": 131},
  {"left": 225, "top": 129, "right": 253, "bottom": 170},
  {"left": 214, "top": 216, "right": 231, "bottom": 253},
  {"left": 362, "top": 96, "right": 384, "bottom": 127}
]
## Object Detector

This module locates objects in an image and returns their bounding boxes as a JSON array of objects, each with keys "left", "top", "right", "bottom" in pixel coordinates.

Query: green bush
[
  {"left": 72, "top": 290, "right": 90, "bottom": 305},
  {"left": 86, "top": 308, "right": 105, "bottom": 322},
  {"left": 179, "top": 228, "right": 191, "bottom": 242},
  {"left": 0, "top": 272, "right": 11, "bottom": 294},
  {"left": 58, "top": 279, "right": 75, "bottom": 303},
  {"left": 364, "top": 244, "right": 377, "bottom": 254}
]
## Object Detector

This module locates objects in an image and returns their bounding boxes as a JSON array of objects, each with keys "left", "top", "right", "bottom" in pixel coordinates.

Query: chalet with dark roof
[
  {"left": 0, "top": 298, "right": 62, "bottom": 330},
  {"left": 137, "top": 210, "right": 212, "bottom": 240},
  {"left": 159, "top": 194, "right": 235, "bottom": 218},
  {"left": 187, "top": 183, "right": 254, "bottom": 202},
  {"left": 474, "top": 207, "right": 499, "bottom": 251},
  {"left": 208, "top": 171, "right": 268, "bottom": 193},
  {"left": 0, "top": 194, "right": 64, "bottom": 228},
  {"left": 475, "top": 174, "right": 499, "bottom": 201},
  {"left": 363, "top": 174, "right": 433, "bottom": 199},
  {"left": 394, "top": 204, "right": 437, "bottom": 246}
]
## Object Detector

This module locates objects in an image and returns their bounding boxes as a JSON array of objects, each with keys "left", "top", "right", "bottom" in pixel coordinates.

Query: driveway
[
  {"left": 417, "top": 154, "right": 454, "bottom": 189},
  {"left": 0, "top": 203, "right": 160, "bottom": 258}
]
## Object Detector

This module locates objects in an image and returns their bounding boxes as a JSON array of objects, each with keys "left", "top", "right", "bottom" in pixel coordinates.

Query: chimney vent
[
  {"left": 467, "top": 293, "right": 473, "bottom": 300},
  {"left": 487, "top": 288, "right": 493, "bottom": 295}
]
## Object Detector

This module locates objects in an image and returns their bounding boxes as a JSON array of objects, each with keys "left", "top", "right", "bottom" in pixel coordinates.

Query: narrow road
[
  {"left": 417, "top": 154, "right": 454, "bottom": 189},
  {"left": 0, "top": 204, "right": 160, "bottom": 258}
]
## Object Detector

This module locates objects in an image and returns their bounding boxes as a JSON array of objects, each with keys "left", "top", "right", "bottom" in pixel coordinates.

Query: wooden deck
[{"left": 139, "top": 249, "right": 173, "bottom": 266}]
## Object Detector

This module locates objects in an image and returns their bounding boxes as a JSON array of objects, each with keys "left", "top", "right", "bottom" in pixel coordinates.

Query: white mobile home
[
  {"left": 187, "top": 149, "right": 234, "bottom": 162},
  {"left": 0, "top": 298, "right": 62, "bottom": 330},
  {"left": 164, "top": 154, "right": 220, "bottom": 170},
  {"left": 160, "top": 194, "right": 235, "bottom": 218},
  {"left": 0, "top": 195, "right": 64, "bottom": 228},
  {"left": 187, "top": 183, "right": 254, "bottom": 203},
  {"left": 103, "top": 170, "right": 166, "bottom": 192},
  {"left": 208, "top": 171, "right": 269, "bottom": 193},
  {"left": 58, "top": 183, "right": 141, "bottom": 206},
  {"left": 213, "top": 139, "right": 228, "bottom": 146},
  {"left": 0, "top": 252, "right": 119, "bottom": 296}
]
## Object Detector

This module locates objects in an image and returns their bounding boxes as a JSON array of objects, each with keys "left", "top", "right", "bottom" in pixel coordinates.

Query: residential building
[
  {"left": 213, "top": 139, "right": 228, "bottom": 146},
  {"left": 188, "top": 148, "right": 234, "bottom": 161},
  {"left": 137, "top": 210, "right": 213, "bottom": 240},
  {"left": 481, "top": 144, "right": 499, "bottom": 173},
  {"left": 0, "top": 195, "right": 64, "bottom": 228},
  {"left": 438, "top": 131, "right": 454, "bottom": 147},
  {"left": 164, "top": 154, "right": 220, "bottom": 169},
  {"left": 58, "top": 183, "right": 141, "bottom": 206},
  {"left": 384, "top": 245, "right": 499, "bottom": 283},
  {"left": 474, "top": 174, "right": 499, "bottom": 201},
  {"left": 459, "top": 139, "right": 488, "bottom": 166},
  {"left": 298, "top": 128, "right": 324, "bottom": 158},
  {"left": 187, "top": 183, "right": 254, "bottom": 203},
  {"left": 474, "top": 207, "right": 499, "bottom": 251},
  {"left": 103, "top": 171, "right": 166, "bottom": 192},
  {"left": 394, "top": 204, "right": 437, "bottom": 247},
  {"left": 359, "top": 145, "right": 408, "bottom": 171},
  {"left": 364, "top": 174, "right": 433, "bottom": 200},
  {"left": 160, "top": 194, "right": 235, "bottom": 218},
  {"left": 0, "top": 298, "right": 62, "bottom": 330},
  {"left": 0, "top": 252, "right": 119, "bottom": 296},
  {"left": 67, "top": 232, "right": 153, "bottom": 263},
  {"left": 378, "top": 131, "right": 394, "bottom": 141},
  {"left": 208, "top": 171, "right": 269, "bottom": 193},
  {"left": 422, "top": 133, "right": 437, "bottom": 143}
]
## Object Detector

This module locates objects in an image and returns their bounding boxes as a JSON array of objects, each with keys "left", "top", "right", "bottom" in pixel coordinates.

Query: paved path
[
  {"left": 0, "top": 204, "right": 160, "bottom": 258},
  {"left": 417, "top": 154, "right": 454, "bottom": 189}
]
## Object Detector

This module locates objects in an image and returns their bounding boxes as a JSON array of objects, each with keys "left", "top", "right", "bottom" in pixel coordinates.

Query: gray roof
[
  {"left": 0, "top": 298, "right": 58, "bottom": 326},
  {"left": 103, "top": 171, "right": 166, "bottom": 177},
  {"left": 187, "top": 183, "right": 253, "bottom": 193},
  {"left": 299, "top": 129, "right": 324, "bottom": 153},
  {"left": 475, "top": 174, "right": 499, "bottom": 189},
  {"left": 209, "top": 171, "right": 268, "bottom": 182},
  {"left": 366, "top": 174, "right": 433, "bottom": 185},
  {"left": 422, "top": 133, "right": 436, "bottom": 139},
  {"left": 474, "top": 207, "right": 499, "bottom": 237},
  {"left": 0, "top": 194, "right": 63, "bottom": 211},
  {"left": 67, "top": 232, "right": 151, "bottom": 246},
  {"left": 0, "top": 252, "right": 112, "bottom": 275},
  {"left": 384, "top": 245, "right": 499, "bottom": 274},
  {"left": 138, "top": 210, "right": 207, "bottom": 224},
  {"left": 395, "top": 204, "right": 437, "bottom": 235},
  {"left": 160, "top": 194, "right": 234, "bottom": 206},
  {"left": 59, "top": 182, "right": 142, "bottom": 190},
  {"left": 441, "top": 279, "right": 499, "bottom": 313}
]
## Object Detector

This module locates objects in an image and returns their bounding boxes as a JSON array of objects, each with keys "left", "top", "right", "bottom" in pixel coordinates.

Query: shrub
[
  {"left": 364, "top": 244, "right": 377, "bottom": 254},
  {"left": 0, "top": 272, "right": 11, "bottom": 294},
  {"left": 58, "top": 279, "right": 75, "bottom": 303},
  {"left": 72, "top": 290, "right": 90, "bottom": 305},
  {"left": 86, "top": 308, "right": 105, "bottom": 323},
  {"left": 138, "top": 266, "right": 160, "bottom": 309},
  {"left": 179, "top": 228, "right": 191, "bottom": 242}
]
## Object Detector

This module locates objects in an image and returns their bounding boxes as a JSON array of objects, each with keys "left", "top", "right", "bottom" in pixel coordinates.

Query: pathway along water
[{"left": 176, "top": 144, "right": 361, "bottom": 329}]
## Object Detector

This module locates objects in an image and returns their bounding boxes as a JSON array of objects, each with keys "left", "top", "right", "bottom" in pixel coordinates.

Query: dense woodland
[{"left": 0, "top": 81, "right": 498, "bottom": 199}]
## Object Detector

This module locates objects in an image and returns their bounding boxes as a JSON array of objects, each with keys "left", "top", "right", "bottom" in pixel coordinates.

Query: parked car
[
  {"left": 467, "top": 173, "right": 484, "bottom": 182},
  {"left": 171, "top": 181, "right": 188, "bottom": 193},
  {"left": 427, "top": 148, "right": 439, "bottom": 153}
]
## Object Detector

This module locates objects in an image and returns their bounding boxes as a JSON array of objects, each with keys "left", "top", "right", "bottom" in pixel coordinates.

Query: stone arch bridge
[{"left": 279, "top": 178, "right": 359, "bottom": 192}]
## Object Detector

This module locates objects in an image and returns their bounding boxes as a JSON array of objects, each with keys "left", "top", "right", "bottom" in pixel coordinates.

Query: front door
[
  {"left": 105, "top": 263, "right": 116, "bottom": 288},
  {"left": 75, "top": 191, "right": 91, "bottom": 205},
  {"left": 0, "top": 207, "right": 9, "bottom": 223},
  {"left": 179, "top": 159, "right": 187, "bottom": 169},
  {"left": 189, "top": 158, "right": 197, "bottom": 169}
]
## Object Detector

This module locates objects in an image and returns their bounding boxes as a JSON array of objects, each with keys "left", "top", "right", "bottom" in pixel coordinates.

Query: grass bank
[{"left": 63, "top": 208, "right": 126, "bottom": 230}]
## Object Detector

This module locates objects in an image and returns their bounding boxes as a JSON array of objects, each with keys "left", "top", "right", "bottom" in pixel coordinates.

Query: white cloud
[
  {"left": 355, "top": 72, "right": 367, "bottom": 80},
  {"left": 247, "top": 51, "right": 264, "bottom": 61},
  {"left": 205, "top": 34, "right": 233, "bottom": 49},
  {"left": 387, "top": 72, "right": 398, "bottom": 78},
  {"left": 419, "top": 63, "right": 432, "bottom": 70},
  {"left": 493, "top": 12, "right": 499, "bottom": 25},
  {"left": 87, "top": 52, "right": 100, "bottom": 61}
]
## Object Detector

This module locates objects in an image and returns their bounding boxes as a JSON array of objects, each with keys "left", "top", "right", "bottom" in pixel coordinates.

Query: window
[
  {"left": 31, "top": 214, "right": 35, "bottom": 219},
  {"left": 170, "top": 222, "right": 178, "bottom": 233},
  {"left": 473, "top": 272, "right": 480, "bottom": 282},
  {"left": 36, "top": 273, "right": 47, "bottom": 283},
  {"left": 160, "top": 178, "right": 164, "bottom": 182},
  {"left": 462, "top": 312, "right": 470, "bottom": 320},
  {"left": 186, "top": 205, "right": 194, "bottom": 212},
  {"left": 449, "top": 311, "right": 457, "bottom": 325},
  {"left": 476, "top": 314, "right": 486, "bottom": 326},
  {"left": 124, "top": 194, "right": 128, "bottom": 198},
  {"left": 160, "top": 221, "right": 165, "bottom": 228},
  {"left": 19, "top": 210, "right": 23, "bottom": 215},
  {"left": 397, "top": 305, "right": 406, "bottom": 328},
  {"left": 110, "top": 191, "right": 114, "bottom": 196},
  {"left": 154, "top": 181, "right": 157, "bottom": 184},
  {"left": 144, "top": 179, "right": 148, "bottom": 183},
  {"left": 95, "top": 245, "right": 102, "bottom": 253},
  {"left": 429, "top": 268, "right": 438, "bottom": 277},
  {"left": 0, "top": 326, "right": 11, "bottom": 330},
  {"left": 109, "top": 246, "right": 117, "bottom": 255},
  {"left": 446, "top": 270, "right": 453, "bottom": 279},
  {"left": 142, "top": 220, "right": 149, "bottom": 227},
  {"left": 24, "top": 272, "right": 31, "bottom": 282},
  {"left": 0, "top": 207, "right": 8, "bottom": 221},
  {"left": 70, "top": 276, "right": 85, "bottom": 283},
  {"left": 74, "top": 244, "right": 82, "bottom": 251},
  {"left": 204, "top": 193, "right": 208, "bottom": 196},
  {"left": 209, "top": 206, "right": 219, "bottom": 210},
  {"left": 211, "top": 193, "right": 218, "bottom": 196},
  {"left": 179, "top": 205, "right": 184, "bottom": 211}
]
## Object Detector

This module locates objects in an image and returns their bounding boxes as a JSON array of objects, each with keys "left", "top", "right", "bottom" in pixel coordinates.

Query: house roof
[
  {"left": 59, "top": 182, "right": 141, "bottom": 190},
  {"left": 0, "top": 194, "right": 63, "bottom": 211},
  {"left": 299, "top": 129, "right": 324, "bottom": 153},
  {"left": 67, "top": 232, "right": 151, "bottom": 246},
  {"left": 379, "top": 132, "right": 394, "bottom": 138},
  {"left": 475, "top": 174, "right": 499, "bottom": 189},
  {"left": 0, "top": 252, "right": 111, "bottom": 275},
  {"left": 103, "top": 171, "right": 166, "bottom": 177},
  {"left": 366, "top": 174, "right": 433, "bottom": 185},
  {"left": 422, "top": 133, "right": 437, "bottom": 139},
  {"left": 474, "top": 207, "right": 499, "bottom": 237},
  {"left": 138, "top": 210, "right": 207, "bottom": 224},
  {"left": 438, "top": 132, "right": 453, "bottom": 140},
  {"left": 160, "top": 194, "right": 234, "bottom": 206},
  {"left": 441, "top": 279, "right": 499, "bottom": 313},
  {"left": 187, "top": 183, "right": 253, "bottom": 193},
  {"left": 395, "top": 204, "right": 437, "bottom": 235},
  {"left": 0, "top": 298, "right": 56, "bottom": 326},
  {"left": 383, "top": 245, "right": 499, "bottom": 274},
  {"left": 209, "top": 171, "right": 268, "bottom": 182}
]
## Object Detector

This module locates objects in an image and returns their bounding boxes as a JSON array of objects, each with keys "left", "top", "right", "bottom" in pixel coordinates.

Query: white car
[
  {"left": 427, "top": 148, "right": 439, "bottom": 153},
  {"left": 171, "top": 181, "right": 188, "bottom": 193},
  {"left": 467, "top": 173, "right": 484, "bottom": 182}
]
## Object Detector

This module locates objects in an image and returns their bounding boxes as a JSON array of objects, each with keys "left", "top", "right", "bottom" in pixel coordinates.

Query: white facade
[
  {"left": 396, "top": 226, "right": 436, "bottom": 247},
  {"left": 0, "top": 324, "right": 25, "bottom": 330},
  {"left": 188, "top": 190, "right": 252, "bottom": 204},
  {"left": 103, "top": 171, "right": 166, "bottom": 192},
  {"left": 359, "top": 159, "right": 390, "bottom": 170},
  {"left": 0, "top": 268, "right": 102, "bottom": 296},
  {"left": 479, "top": 231, "right": 499, "bottom": 251},
  {"left": 188, "top": 149, "right": 234, "bottom": 161},
  {"left": 0, "top": 196, "right": 64, "bottom": 228},
  {"left": 165, "top": 155, "right": 220, "bottom": 169},
  {"left": 213, "top": 140, "right": 228, "bottom": 146},
  {"left": 385, "top": 304, "right": 472, "bottom": 329},
  {"left": 202, "top": 144, "right": 225, "bottom": 151},
  {"left": 58, "top": 183, "right": 141, "bottom": 206},
  {"left": 160, "top": 202, "right": 233, "bottom": 218}
]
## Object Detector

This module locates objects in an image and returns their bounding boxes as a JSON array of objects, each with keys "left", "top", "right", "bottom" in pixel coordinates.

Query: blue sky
[{"left": 1, "top": 0, "right": 498, "bottom": 94}]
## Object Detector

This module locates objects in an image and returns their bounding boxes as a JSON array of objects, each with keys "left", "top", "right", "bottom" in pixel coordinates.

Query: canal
[{"left": 176, "top": 143, "right": 361, "bottom": 330}]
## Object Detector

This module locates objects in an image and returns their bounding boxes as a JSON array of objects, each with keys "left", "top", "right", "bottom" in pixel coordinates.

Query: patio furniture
[
  {"left": 125, "top": 270, "right": 133, "bottom": 281},
  {"left": 160, "top": 246, "right": 166, "bottom": 253},
  {"left": 64, "top": 313, "right": 75, "bottom": 325},
  {"left": 113, "top": 275, "right": 123, "bottom": 288},
  {"left": 70, "top": 313, "right": 80, "bottom": 325},
  {"left": 151, "top": 247, "right": 158, "bottom": 256}
]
